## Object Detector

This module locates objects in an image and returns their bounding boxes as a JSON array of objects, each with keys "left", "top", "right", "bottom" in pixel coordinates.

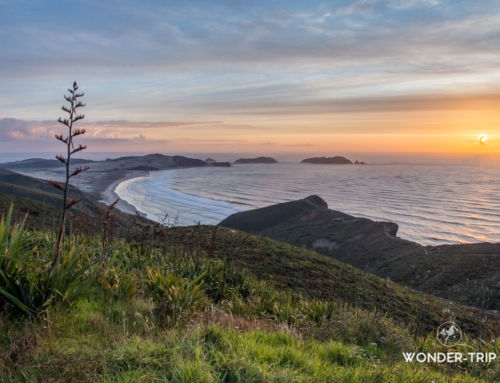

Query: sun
[{"left": 477, "top": 135, "right": 488, "bottom": 145}]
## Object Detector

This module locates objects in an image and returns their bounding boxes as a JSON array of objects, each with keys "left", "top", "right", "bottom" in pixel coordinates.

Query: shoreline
[
  {"left": 107, "top": 168, "right": 241, "bottom": 226},
  {"left": 99, "top": 170, "right": 150, "bottom": 215},
  {"left": 99, "top": 166, "right": 213, "bottom": 221},
  {"left": 6, "top": 160, "right": 500, "bottom": 246},
  {"left": 10, "top": 166, "right": 156, "bottom": 218},
  {"left": 95, "top": 164, "right": 500, "bottom": 246}
]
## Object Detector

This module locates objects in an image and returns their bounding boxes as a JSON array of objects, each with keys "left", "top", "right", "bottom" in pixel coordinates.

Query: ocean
[{"left": 114, "top": 161, "right": 500, "bottom": 246}]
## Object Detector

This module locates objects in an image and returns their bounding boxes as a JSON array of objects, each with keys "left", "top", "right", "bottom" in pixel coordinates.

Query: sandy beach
[
  {"left": 98, "top": 170, "right": 148, "bottom": 215},
  {"left": 2, "top": 153, "right": 212, "bottom": 218}
]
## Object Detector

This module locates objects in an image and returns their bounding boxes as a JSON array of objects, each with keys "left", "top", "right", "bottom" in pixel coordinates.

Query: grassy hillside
[
  {"left": 1, "top": 209, "right": 498, "bottom": 382},
  {"left": 220, "top": 196, "right": 500, "bottom": 310},
  {"left": 1, "top": 177, "right": 499, "bottom": 381},
  {"left": 166, "top": 225, "right": 499, "bottom": 337}
]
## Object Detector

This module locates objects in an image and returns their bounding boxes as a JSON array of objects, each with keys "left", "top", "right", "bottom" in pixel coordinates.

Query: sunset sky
[{"left": 1, "top": 0, "right": 499, "bottom": 155}]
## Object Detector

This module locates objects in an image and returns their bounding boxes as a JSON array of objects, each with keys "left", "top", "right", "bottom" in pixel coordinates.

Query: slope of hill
[
  {"left": 1, "top": 175, "right": 499, "bottom": 381},
  {"left": 220, "top": 196, "right": 500, "bottom": 310},
  {"left": 171, "top": 225, "right": 499, "bottom": 337},
  {"left": 0, "top": 167, "right": 146, "bottom": 232},
  {"left": 1, "top": 216, "right": 497, "bottom": 381}
]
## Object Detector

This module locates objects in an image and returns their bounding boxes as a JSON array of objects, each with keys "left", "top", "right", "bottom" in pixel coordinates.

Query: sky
[{"left": 1, "top": 0, "right": 500, "bottom": 155}]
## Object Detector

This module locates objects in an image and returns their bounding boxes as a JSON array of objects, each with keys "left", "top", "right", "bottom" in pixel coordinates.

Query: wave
[{"left": 114, "top": 163, "right": 500, "bottom": 245}]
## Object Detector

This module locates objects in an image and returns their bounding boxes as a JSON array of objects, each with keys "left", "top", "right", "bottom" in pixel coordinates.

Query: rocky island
[
  {"left": 205, "top": 158, "right": 231, "bottom": 167},
  {"left": 234, "top": 156, "right": 278, "bottom": 164},
  {"left": 301, "top": 156, "right": 353, "bottom": 164}
]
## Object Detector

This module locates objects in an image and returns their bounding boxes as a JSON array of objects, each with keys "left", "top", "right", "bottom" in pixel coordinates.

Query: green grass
[
  {"left": 2, "top": 297, "right": 497, "bottom": 382},
  {"left": 166, "top": 225, "right": 499, "bottom": 337},
  {"left": 0, "top": 207, "right": 498, "bottom": 382},
  {"left": 219, "top": 196, "right": 500, "bottom": 310}
]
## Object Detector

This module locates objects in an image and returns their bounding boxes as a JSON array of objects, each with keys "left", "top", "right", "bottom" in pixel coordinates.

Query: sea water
[{"left": 115, "top": 162, "right": 500, "bottom": 245}]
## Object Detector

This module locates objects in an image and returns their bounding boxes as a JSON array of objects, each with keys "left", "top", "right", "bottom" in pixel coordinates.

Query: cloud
[
  {"left": 80, "top": 135, "right": 169, "bottom": 145},
  {"left": 388, "top": 0, "right": 446, "bottom": 9},
  {"left": 0, "top": 118, "right": 54, "bottom": 141},
  {"left": 1, "top": 0, "right": 500, "bottom": 147},
  {"left": 0, "top": 1, "right": 498, "bottom": 79},
  {"left": 0, "top": 117, "right": 219, "bottom": 142},
  {"left": 81, "top": 120, "right": 222, "bottom": 130},
  {"left": 334, "top": 0, "right": 446, "bottom": 15},
  {"left": 186, "top": 85, "right": 500, "bottom": 115}
]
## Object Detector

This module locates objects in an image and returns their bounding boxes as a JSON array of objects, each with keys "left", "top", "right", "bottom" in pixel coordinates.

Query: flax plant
[{"left": 49, "top": 81, "right": 88, "bottom": 267}]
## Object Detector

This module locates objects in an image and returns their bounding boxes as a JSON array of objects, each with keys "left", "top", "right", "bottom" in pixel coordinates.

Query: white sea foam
[
  {"left": 115, "top": 171, "right": 240, "bottom": 226},
  {"left": 114, "top": 163, "right": 500, "bottom": 245}
]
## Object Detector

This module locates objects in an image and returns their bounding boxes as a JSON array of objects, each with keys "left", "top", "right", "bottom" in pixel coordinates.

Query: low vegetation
[
  {"left": 1, "top": 205, "right": 499, "bottom": 382},
  {"left": 220, "top": 195, "right": 500, "bottom": 310}
]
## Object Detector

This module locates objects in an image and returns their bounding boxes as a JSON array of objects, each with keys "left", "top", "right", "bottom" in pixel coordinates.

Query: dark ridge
[
  {"left": 0, "top": 167, "right": 16, "bottom": 176},
  {"left": 2, "top": 154, "right": 208, "bottom": 171},
  {"left": 171, "top": 155, "right": 207, "bottom": 167},
  {"left": 1, "top": 158, "right": 94, "bottom": 169},
  {"left": 105, "top": 153, "right": 167, "bottom": 162},
  {"left": 220, "top": 195, "right": 331, "bottom": 233},
  {"left": 303, "top": 195, "right": 328, "bottom": 209}
]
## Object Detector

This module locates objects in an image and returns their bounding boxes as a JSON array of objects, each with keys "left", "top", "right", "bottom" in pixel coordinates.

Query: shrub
[
  {"left": 198, "top": 259, "right": 251, "bottom": 303},
  {"left": 0, "top": 206, "right": 97, "bottom": 315},
  {"left": 145, "top": 267, "right": 207, "bottom": 327},
  {"left": 307, "top": 299, "right": 338, "bottom": 324},
  {"left": 97, "top": 253, "right": 138, "bottom": 302},
  {"left": 0, "top": 206, "right": 33, "bottom": 313}
]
